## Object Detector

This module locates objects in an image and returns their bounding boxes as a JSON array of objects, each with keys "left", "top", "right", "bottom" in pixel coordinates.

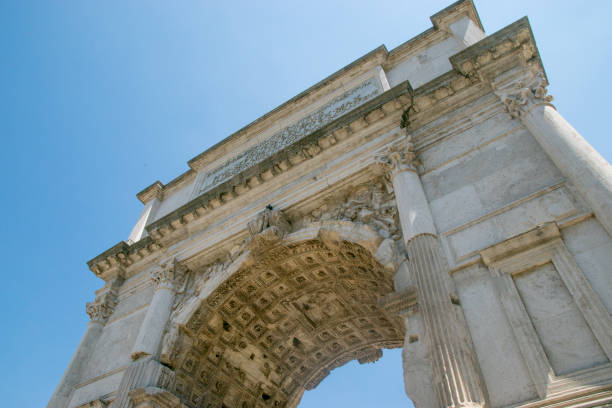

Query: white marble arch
[
  {"left": 159, "top": 220, "right": 420, "bottom": 408},
  {"left": 171, "top": 219, "right": 400, "bottom": 346}
]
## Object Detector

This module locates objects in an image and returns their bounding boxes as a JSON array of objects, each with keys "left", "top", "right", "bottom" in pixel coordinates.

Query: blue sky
[{"left": 1, "top": 1, "right": 611, "bottom": 407}]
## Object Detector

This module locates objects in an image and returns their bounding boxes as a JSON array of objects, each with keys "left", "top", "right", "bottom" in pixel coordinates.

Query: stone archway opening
[
  {"left": 298, "top": 348, "right": 412, "bottom": 407},
  {"left": 169, "top": 237, "right": 405, "bottom": 408}
]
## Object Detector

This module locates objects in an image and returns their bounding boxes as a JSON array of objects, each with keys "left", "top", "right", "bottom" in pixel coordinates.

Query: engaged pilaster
[
  {"left": 379, "top": 133, "right": 487, "bottom": 408},
  {"left": 86, "top": 287, "right": 119, "bottom": 324},
  {"left": 494, "top": 70, "right": 612, "bottom": 236},
  {"left": 131, "top": 259, "right": 185, "bottom": 361},
  {"left": 48, "top": 280, "right": 122, "bottom": 408}
]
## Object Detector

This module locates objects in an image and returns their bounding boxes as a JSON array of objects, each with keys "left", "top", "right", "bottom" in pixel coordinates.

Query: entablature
[
  {"left": 88, "top": 7, "right": 546, "bottom": 282},
  {"left": 135, "top": 1, "right": 485, "bottom": 207}
]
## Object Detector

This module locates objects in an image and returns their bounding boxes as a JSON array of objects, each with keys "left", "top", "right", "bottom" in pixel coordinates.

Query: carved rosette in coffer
[{"left": 167, "top": 238, "right": 404, "bottom": 408}]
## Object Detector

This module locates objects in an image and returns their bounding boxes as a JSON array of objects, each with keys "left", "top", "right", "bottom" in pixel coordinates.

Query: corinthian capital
[
  {"left": 496, "top": 71, "right": 553, "bottom": 119},
  {"left": 151, "top": 258, "right": 186, "bottom": 291},
  {"left": 86, "top": 279, "right": 121, "bottom": 323},
  {"left": 376, "top": 133, "right": 418, "bottom": 178}
]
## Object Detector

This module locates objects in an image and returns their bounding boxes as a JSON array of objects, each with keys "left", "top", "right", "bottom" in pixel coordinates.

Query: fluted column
[
  {"left": 131, "top": 260, "right": 182, "bottom": 361},
  {"left": 47, "top": 280, "right": 121, "bottom": 408},
  {"left": 495, "top": 71, "right": 612, "bottom": 236},
  {"left": 112, "top": 260, "right": 183, "bottom": 408},
  {"left": 379, "top": 135, "right": 486, "bottom": 408}
]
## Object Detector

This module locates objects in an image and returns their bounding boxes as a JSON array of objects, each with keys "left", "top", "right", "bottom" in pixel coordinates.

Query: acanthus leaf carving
[
  {"left": 151, "top": 258, "right": 187, "bottom": 291},
  {"left": 497, "top": 71, "right": 553, "bottom": 118},
  {"left": 376, "top": 132, "right": 419, "bottom": 177},
  {"left": 86, "top": 278, "right": 122, "bottom": 323}
]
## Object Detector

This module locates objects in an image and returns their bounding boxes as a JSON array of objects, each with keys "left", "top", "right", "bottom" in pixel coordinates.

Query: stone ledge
[
  {"left": 137, "top": 0, "right": 483, "bottom": 205},
  {"left": 87, "top": 16, "right": 544, "bottom": 281},
  {"left": 129, "top": 387, "right": 184, "bottom": 408},
  {"left": 450, "top": 16, "right": 545, "bottom": 81},
  {"left": 431, "top": 0, "right": 483, "bottom": 32},
  {"left": 136, "top": 181, "right": 163, "bottom": 205},
  {"left": 480, "top": 222, "right": 560, "bottom": 266},
  {"left": 146, "top": 81, "right": 411, "bottom": 233},
  {"left": 379, "top": 287, "right": 418, "bottom": 316}
]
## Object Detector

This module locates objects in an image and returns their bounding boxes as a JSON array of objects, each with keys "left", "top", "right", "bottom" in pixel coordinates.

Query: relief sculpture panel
[{"left": 194, "top": 77, "right": 383, "bottom": 198}]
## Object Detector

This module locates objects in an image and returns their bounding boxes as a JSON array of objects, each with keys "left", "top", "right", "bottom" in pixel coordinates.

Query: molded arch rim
[
  {"left": 166, "top": 221, "right": 404, "bottom": 407},
  {"left": 173, "top": 220, "right": 397, "bottom": 329}
]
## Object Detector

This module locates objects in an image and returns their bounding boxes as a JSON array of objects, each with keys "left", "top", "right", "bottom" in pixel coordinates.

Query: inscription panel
[{"left": 194, "top": 77, "right": 383, "bottom": 198}]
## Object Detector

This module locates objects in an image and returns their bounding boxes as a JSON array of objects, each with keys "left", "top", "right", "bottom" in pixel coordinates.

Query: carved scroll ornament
[
  {"left": 376, "top": 134, "right": 419, "bottom": 177},
  {"left": 86, "top": 286, "right": 119, "bottom": 324},
  {"left": 151, "top": 259, "right": 188, "bottom": 291},
  {"left": 498, "top": 71, "right": 553, "bottom": 118}
]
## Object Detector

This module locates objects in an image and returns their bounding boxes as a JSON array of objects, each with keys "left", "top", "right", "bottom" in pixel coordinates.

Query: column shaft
[
  {"left": 131, "top": 287, "right": 175, "bottom": 360},
  {"left": 522, "top": 104, "right": 612, "bottom": 236},
  {"left": 111, "top": 357, "right": 175, "bottom": 408},
  {"left": 390, "top": 163, "right": 486, "bottom": 408},
  {"left": 392, "top": 170, "right": 437, "bottom": 245},
  {"left": 406, "top": 235, "right": 485, "bottom": 408}
]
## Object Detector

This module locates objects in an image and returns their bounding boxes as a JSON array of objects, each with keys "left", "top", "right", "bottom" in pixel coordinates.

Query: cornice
[
  {"left": 406, "top": 17, "right": 543, "bottom": 130},
  {"left": 136, "top": 181, "right": 163, "bottom": 204},
  {"left": 146, "top": 81, "right": 413, "bottom": 236},
  {"left": 186, "top": 46, "right": 389, "bottom": 173},
  {"left": 385, "top": 0, "right": 482, "bottom": 69},
  {"left": 87, "top": 241, "right": 129, "bottom": 280},
  {"left": 88, "top": 15, "right": 545, "bottom": 282},
  {"left": 430, "top": 0, "right": 484, "bottom": 32},
  {"left": 87, "top": 82, "right": 411, "bottom": 281},
  {"left": 450, "top": 17, "right": 546, "bottom": 83},
  {"left": 159, "top": 169, "right": 197, "bottom": 198},
  {"left": 480, "top": 222, "right": 560, "bottom": 266},
  {"left": 87, "top": 236, "right": 163, "bottom": 281},
  {"left": 385, "top": 28, "right": 445, "bottom": 70},
  {"left": 135, "top": 1, "right": 485, "bottom": 202}
]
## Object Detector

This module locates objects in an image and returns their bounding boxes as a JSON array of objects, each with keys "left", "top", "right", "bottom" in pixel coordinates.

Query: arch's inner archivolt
[{"left": 169, "top": 239, "right": 404, "bottom": 408}]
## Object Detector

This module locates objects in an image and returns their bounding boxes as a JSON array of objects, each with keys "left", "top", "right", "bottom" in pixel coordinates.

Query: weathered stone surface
[
  {"left": 50, "top": 2, "right": 612, "bottom": 408},
  {"left": 169, "top": 239, "right": 402, "bottom": 407}
]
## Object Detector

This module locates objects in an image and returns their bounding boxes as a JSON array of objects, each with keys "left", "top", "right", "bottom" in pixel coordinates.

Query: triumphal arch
[{"left": 49, "top": 1, "right": 612, "bottom": 407}]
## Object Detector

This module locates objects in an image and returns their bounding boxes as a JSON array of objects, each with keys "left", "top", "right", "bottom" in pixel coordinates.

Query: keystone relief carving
[
  {"left": 154, "top": 187, "right": 407, "bottom": 406},
  {"left": 247, "top": 206, "right": 291, "bottom": 255}
]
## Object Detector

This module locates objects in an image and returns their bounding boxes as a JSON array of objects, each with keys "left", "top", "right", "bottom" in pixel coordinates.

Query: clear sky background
[{"left": 1, "top": 1, "right": 611, "bottom": 407}]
